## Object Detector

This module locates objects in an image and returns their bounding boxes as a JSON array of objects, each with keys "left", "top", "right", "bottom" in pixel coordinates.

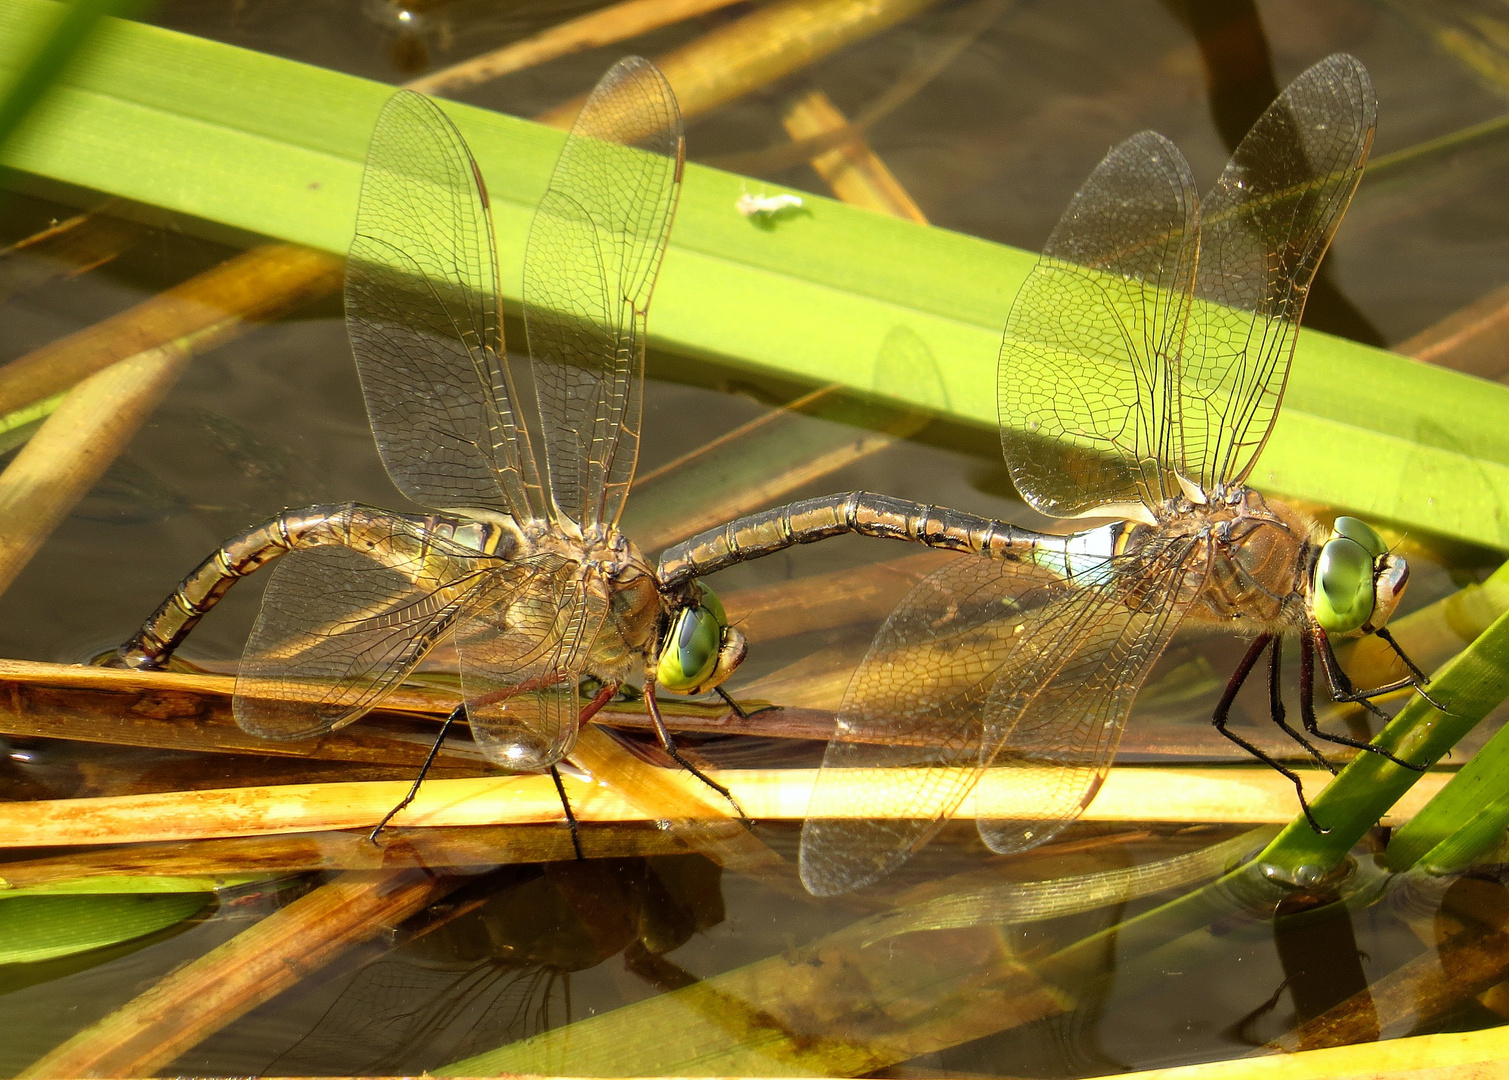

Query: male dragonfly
[
  {"left": 657, "top": 54, "right": 1439, "bottom": 894},
  {"left": 112, "top": 58, "right": 747, "bottom": 844}
]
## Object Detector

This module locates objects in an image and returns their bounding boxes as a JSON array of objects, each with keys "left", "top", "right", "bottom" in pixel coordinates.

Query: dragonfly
[
  {"left": 658, "top": 53, "right": 1439, "bottom": 895},
  {"left": 112, "top": 58, "right": 748, "bottom": 845}
]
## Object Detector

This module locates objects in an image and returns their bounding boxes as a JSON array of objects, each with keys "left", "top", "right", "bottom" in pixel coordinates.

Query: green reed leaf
[
  {"left": 0, "top": 891, "right": 209, "bottom": 964},
  {"left": 0, "top": 0, "right": 1506, "bottom": 550}
]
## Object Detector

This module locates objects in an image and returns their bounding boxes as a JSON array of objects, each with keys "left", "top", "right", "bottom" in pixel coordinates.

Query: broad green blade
[
  {"left": 0, "top": 0, "right": 1506, "bottom": 548},
  {"left": 0, "top": 873, "right": 269, "bottom": 896},
  {"left": 0, "top": 891, "right": 210, "bottom": 964}
]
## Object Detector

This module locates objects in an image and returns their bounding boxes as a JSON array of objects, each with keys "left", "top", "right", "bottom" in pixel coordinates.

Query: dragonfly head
[
  {"left": 1310, "top": 516, "right": 1408, "bottom": 637},
  {"left": 655, "top": 585, "right": 747, "bottom": 695}
]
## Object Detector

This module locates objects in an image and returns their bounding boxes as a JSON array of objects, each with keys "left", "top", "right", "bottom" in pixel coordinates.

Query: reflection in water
[{"left": 264, "top": 856, "right": 723, "bottom": 1076}]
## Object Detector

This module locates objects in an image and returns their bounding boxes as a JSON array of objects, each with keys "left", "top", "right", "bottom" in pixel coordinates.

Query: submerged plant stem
[
  {"left": 406, "top": 0, "right": 749, "bottom": 96},
  {"left": 16, "top": 869, "right": 452, "bottom": 1078},
  {"left": 537, "top": 0, "right": 946, "bottom": 127}
]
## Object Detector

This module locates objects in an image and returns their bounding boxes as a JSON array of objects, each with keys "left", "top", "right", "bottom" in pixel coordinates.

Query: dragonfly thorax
[{"left": 1164, "top": 487, "right": 1316, "bottom": 630}]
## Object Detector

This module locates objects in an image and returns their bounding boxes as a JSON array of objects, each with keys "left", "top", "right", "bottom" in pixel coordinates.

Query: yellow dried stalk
[
  {"left": 407, "top": 0, "right": 750, "bottom": 95},
  {"left": 0, "top": 335, "right": 193, "bottom": 593},
  {"left": 538, "top": 0, "right": 945, "bottom": 126},
  {"left": 0, "top": 764, "right": 1454, "bottom": 848},
  {"left": 782, "top": 87, "right": 928, "bottom": 222},
  {"left": 0, "top": 205, "right": 146, "bottom": 300},
  {"left": 1079, "top": 1026, "right": 1509, "bottom": 1078},
  {"left": 0, "top": 242, "right": 340, "bottom": 420}
]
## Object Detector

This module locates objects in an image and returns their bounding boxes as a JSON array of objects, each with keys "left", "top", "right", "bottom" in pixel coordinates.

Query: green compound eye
[
  {"left": 656, "top": 603, "right": 723, "bottom": 692},
  {"left": 1332, "top": 516, "right": 1387, "bottom": 560},
  {"left": 698, "top": 586, "right": 727, "bottom": 626},
  {"left": 1313, "top": 535, "right": 1376, "bottom": 634}
]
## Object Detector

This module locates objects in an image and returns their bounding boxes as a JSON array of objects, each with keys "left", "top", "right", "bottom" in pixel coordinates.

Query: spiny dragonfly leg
[
  {"left": 369, "top": 702, "right": 466, "bottom": 843},
  {"left": 714, "top": 684, "right": 748, "bottom": 719},
  {"left": 1264, "top": 634, "right": 1337, "bottom": 775},
  {"left": 646, "top": 680, "right": 749, "bottom": 824},
  {"left": 1213, "top": 633, "right": 1328, "bottom": 835},
  {"left": 1305, "top": 629, "right": 1427, "bottom": 773},
  {"left": 550, "top": 765, "right": 584, "bottom": 861},
  {"left": 1375, "top": 627, "right": 1446, "bottom": 710},
  {"left": 542, "top": 681, "right": 623, "bottom": 863}
]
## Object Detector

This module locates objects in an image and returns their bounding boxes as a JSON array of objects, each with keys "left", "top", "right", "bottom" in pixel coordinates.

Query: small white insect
[{"left": 736, "top": 185, "right": 805, "bottom": 220}]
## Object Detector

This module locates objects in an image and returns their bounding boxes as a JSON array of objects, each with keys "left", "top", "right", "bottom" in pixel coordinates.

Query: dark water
[{"left": 2, "top": 0, "right": 1509, "bottom": 1075}]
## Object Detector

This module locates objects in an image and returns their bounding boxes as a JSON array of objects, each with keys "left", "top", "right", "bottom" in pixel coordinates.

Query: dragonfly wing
[
  {"left": 799, "top": 555, "right": 1069, "bottom": 896},
  {"left": 348, "top": 90, "right": 547, "bottom": 522},
  {"left": 525, "top": 57, "right": 683, "bottom": 531},
  {"left": 999, "top": 130, "right": 1199, "bottom": 518},
  {"left": 975, "top": 535, "right": 1208, "bottom": 854},
  {"left": 454, "top": 558, "right": 609, "bottom": 771},
  {"left": 234, "top": 512, "right": 501, "bottom": 740},
  {"left": 1187, "top": 53, "right": 1374, "bottom": 490}
]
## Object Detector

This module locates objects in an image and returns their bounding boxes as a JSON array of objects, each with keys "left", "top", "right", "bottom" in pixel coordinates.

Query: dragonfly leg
[
  {"left": 550, "top": 765, "right": 585, "bottom": 861},
  {"left": 645, "top": 680, "right": 748, "bottom": 823},
  {"left": 578, "top": 681, "right": 619, "bottom": 725},
  {"left": 1311, "top": 628, "right": 1392, "bottom": 722},
  {"left": 1375, "top": 627, "right": 1446, "bottom": 710},
  {"left": 1213, "top": 634, "right": 1328, "bottom": 835},
  {"left": 1305, "top": 628, "right": 1427, "bottom": 772},
  {"left": 714, "top": 684, "right": 752, "bottom": 719},
  {"left": 368, "top": 702, "right": 466, "bottom": 843},
  {"left": 1265, "top": 635, "right": 1337, "bottom": 775}
]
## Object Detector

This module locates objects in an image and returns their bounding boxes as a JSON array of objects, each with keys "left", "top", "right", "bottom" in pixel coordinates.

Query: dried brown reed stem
[
  {"left": 0, "top": 658, "right": 829, "bottom": 765},
  {"left": 1396, "top": 279, "right": 1509, "bottom": 381},
  {"left": 782, "top": 87, "right": 927, "bottom": 221},
  {"left": 0, "top": 242, "right": 342, "bottom": 594},
  {"left": 0, "top": 821, "right": 691, "bottom": 889},
  {"left": 16, "top": 868, "right": 451, "bottom": 1079},
  {"left": 0, "top": 334, "right": 195, "bottom": 594},
  {"left": 538, "top": 0, "right": 945, "bottom": 127},
  {"left": 0, "top": 205, "right": 146, "bottom": 302},
  {"left": 568, "top": 725, "right": 797, "bottom": 891},
  {"left": 406, "top": 0, "right": 748, "bottom": 96},
  {"left": 0, "top": 242, "right": 340, "bottom": 420}
]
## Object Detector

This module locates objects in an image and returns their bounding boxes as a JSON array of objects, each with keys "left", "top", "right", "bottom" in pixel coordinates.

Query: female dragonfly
[
  {"left": 658, "top": 54, "right": 1438, "bottom": 895},
  {"left": 112, "top": 58, "right": 747, "bottom": 840}
]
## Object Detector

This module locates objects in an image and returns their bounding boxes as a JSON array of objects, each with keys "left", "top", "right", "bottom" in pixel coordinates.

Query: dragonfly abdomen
[
  {"left": 656, "top": 491, "right": 1042, "bottom": 588},
  {"left": 112, "top": 502, "right": 463, "bottom": 670}
]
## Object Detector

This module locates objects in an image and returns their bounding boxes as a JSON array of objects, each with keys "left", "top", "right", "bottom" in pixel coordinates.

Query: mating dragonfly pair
[{"left": 114, "top": 53, "right": 1434, "bottom": 896}]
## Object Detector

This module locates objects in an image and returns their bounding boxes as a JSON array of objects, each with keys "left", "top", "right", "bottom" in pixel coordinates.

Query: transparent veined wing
[
  {"left": 347, "top": 90, "right": 548, "bottom": 523},
  {"left": 974, "top": 534, "right": 1207, "bottom": 855},
  {"left": 1185, "top": 53, "right": 1374, "bottom": 491},
  {"left": 454, "top": 557, "right": 609, "bottom": 771},
  {"left": 799, "top": 536, "right": 1209, "bottom": 896},
  {"left": 525, "top": 56, "right": 683, "bottom": 532},
  {"left": 999, "top": 130, "right": 1198, "bottom": 519},
  {"left": 234, "top": 509, "right": 512, "bottom": 740},
  {"left": 799, "top": 555, "right": 1069, "bottom": 897}
]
